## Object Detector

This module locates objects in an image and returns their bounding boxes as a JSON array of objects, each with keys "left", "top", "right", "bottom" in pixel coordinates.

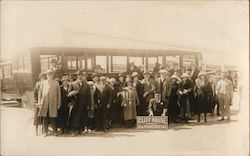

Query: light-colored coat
[
  {"left": 38, "top": 79, "right": 61, "bottom": 117},
  {"left": 121, "top": 87, "right": 139, "bottom": 120}
]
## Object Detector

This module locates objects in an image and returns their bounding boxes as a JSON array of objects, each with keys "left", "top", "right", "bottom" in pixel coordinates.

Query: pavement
[{"left": 0, "top": 92, "right": 249, "bottom": 156}]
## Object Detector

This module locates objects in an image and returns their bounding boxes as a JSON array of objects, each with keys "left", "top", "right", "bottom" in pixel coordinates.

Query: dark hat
[
  {"left": 75, "top": 70, "right": 86, "bottom": 76},
  {"left": 100, "top": 76, "right": 107, "bottom": 81},
  {"left": 143, "top": 71, "right": 151, "bottom": 75},
  {"left": 118, "top": 73, "right": 125, "bottom": 78},
  {"left": 61, "top": 75, "right": 69, "bottom": 82},
  {"left": 91, "top": 73, "right": 99, "bottom": 79},
  {"left": 38, "top": 72, "right": 46, "bottom": 80},
  {"left": 50, "top": 59, "right": 57, "bottom": 64}
]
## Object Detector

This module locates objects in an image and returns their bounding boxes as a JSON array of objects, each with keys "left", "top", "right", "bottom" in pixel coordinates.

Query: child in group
[{"left": 148, "top": 91, "right": 167, "bottom": 116}]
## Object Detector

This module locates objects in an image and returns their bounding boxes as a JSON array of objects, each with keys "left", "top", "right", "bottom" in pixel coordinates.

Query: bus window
[
  {"left": 78, "top": 57, "right": 85, "bottom": 70},
  {"left": 95, "top": 56, "right": 106, "bottom": 73},
  {"left": 40, "top": 55, "right": 58, "bottom": 72},
  {"left": 0, "top": 68, "right": 3, "bottom": 79},
  {"left": 111, "top": 56, "right": 127, "bottom": 73},
  {"left": 87, "top": 57, "right": 94, "bottom": 70},
  {"left": 183, "top": 55, "right": 196, "bottom": 67},
  {"left": 166, "top": 56, "right": 179, "bottom": 68},
  {"left": 148, "top": 57, "right": 157, "bottom": 72},
  {"left": 129, "top": 57, "right": 145, "bottom": 71},
  {"left": 3, "top": 65, "right": 12, "bottom": 78},
  {"left": 157, "top": 56, "right": 163, "bottom": 65},
  {"left": 66, "top": 56, "right": 77, "bottom": 70}
]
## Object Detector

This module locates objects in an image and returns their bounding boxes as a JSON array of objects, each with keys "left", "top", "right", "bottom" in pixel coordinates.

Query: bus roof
[{"left": 31, "top": 47, "right": 202, "bottom": 57}]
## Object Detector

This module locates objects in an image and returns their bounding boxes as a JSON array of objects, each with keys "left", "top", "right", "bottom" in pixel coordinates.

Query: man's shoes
[
  {"left": 53, "top": 132, "right": 58, "bottom": 136},
  {"left": 43, "top": 133, "right": 48, "bottom": 137}
]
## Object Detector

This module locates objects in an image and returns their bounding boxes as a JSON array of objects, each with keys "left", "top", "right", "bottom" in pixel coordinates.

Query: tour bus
[{"left": 1, "top": 47, "right": 202, "bottom": 108}]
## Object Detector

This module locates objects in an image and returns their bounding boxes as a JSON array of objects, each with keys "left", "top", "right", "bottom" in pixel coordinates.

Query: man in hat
[
  {"left": 216, "top": 71, "right": 233, "bottom": 121},
  {"left": 57, "top": 75, "right": 70, "bottom": 134},
  {"left": 94, "top": 76, "right": 112, "bottom": 132},
  {"left": 169, "top": 62, "right": 182, "bottom": 77},
  {"left": 38, "top": 69, "right": 61, "bottom": 136},
  {"left": 188, "top": 63, "right": 200, "bottom": 82},
  {"left": 50, "top": 59, "right": 63, "bottom": 80},
  {"left": 141, "top": 71, "right": 156, "bottom": 115},
  {"left": 68, "top": 70, "right": 91, "bottom": 136},
  {"left": 211, "top": 69, "right": 222, "bottom": 116},
  {"left": 148, "top": 91, "right": 167, "bottom": 116},
  {"left": 155, "top": 70, "right": 170, "bottom": 100},
  {"left": 131, "top": 72, "right": 144, "bottom": 116},
  {"left": 125, "top": 62, "right": 140, "bottom": 76},
  {"left": 153, "top": 62, "right": 161, "bottom": 74}
]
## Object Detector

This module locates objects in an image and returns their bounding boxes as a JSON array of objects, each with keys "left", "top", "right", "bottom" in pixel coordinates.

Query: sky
[{"left": 1, "top": 1, "right": 249, "bottom": 69}]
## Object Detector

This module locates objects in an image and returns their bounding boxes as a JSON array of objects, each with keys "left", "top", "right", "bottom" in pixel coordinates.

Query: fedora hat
[
  {"left": 38, "top": 72, "right": 46, "bottom": 80},
  {"left": 61, "top": 75, "right": 69, "bottom": 82},
  {"left": 170, "top": 74, "right": 180, "bottom": 81},
  {"left": 131, "top": 72, "right": 139, "bottom": 78},
  {"left": 143, "top": 71, "right": 151, "bottom": 75}
]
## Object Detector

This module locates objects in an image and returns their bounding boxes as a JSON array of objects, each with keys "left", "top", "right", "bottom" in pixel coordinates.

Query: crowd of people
[{"left": 33, "top": 60, "right": 234, "bottom": 137}]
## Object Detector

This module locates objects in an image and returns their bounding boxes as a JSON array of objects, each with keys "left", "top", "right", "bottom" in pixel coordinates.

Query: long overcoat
[
  {"left": 38, "top": 79, "right": 61, "bottom": 118},
  {"left": 121, "top": 87, "right": 139, "bottom": 120},
  {"left": 68, "top": 80, "right": 91, "bottom": 129}
]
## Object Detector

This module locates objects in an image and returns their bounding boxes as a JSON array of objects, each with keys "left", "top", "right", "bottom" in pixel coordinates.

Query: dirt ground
[{"left": 0, "top": 92, "right": 249, "bottom": 156}]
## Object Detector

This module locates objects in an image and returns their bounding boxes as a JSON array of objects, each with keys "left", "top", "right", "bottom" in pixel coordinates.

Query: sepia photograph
[{"left": 0, "top": 1, "right": 249, "bottom": 156}]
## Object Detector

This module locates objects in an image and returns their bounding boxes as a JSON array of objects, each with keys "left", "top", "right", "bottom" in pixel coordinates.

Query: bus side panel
[{"left": 30, "top": 49, "right": 41, "bottom": 85}]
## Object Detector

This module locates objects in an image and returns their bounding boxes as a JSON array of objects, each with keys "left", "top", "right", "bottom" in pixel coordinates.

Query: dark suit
[
  {"left": 68, "top": 80, "right": 91, "bottom": 131},
  {"left": 94, "top": 84, "right": 112, "bottom": 131},
  {"left": 133, "top": 81, "right": 144, "bottom": 116},
  {"left": 149, "top": 98, "right": 167, "bottom": 116}
]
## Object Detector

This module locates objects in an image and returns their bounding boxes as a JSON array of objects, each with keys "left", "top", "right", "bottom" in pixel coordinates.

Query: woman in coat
[
  {"left": 38, "top": 69, "right": 61, "bottom": 137},
  {"left": 68, "top": 70, "right": 90, "bottom": 135},
  {"left": 57, "top": 75, "right": 70, "bottom": 134},
  {"left": 131, "top": 72, "right": 144, "bottom": 116},
  {"left": 33, "top": 72, "right": 46, "bottom": 136},
  {"left": 194, "top": 71, "right": 213, "bottom": 122},
  {"left": 107, "top": 78, "right": 120, "bottom": 128},
  {"left": 94, "top": 76, "right": 112, "bottom": 132},
  {"left": 178, "top": 73, "right": 194, "bottom": 123},
  {"left": 121, "top": 78, "right": 139, "bottom": 128},
  {"left": 165, "top": 74, "right": 180, "bottom": 123}
]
